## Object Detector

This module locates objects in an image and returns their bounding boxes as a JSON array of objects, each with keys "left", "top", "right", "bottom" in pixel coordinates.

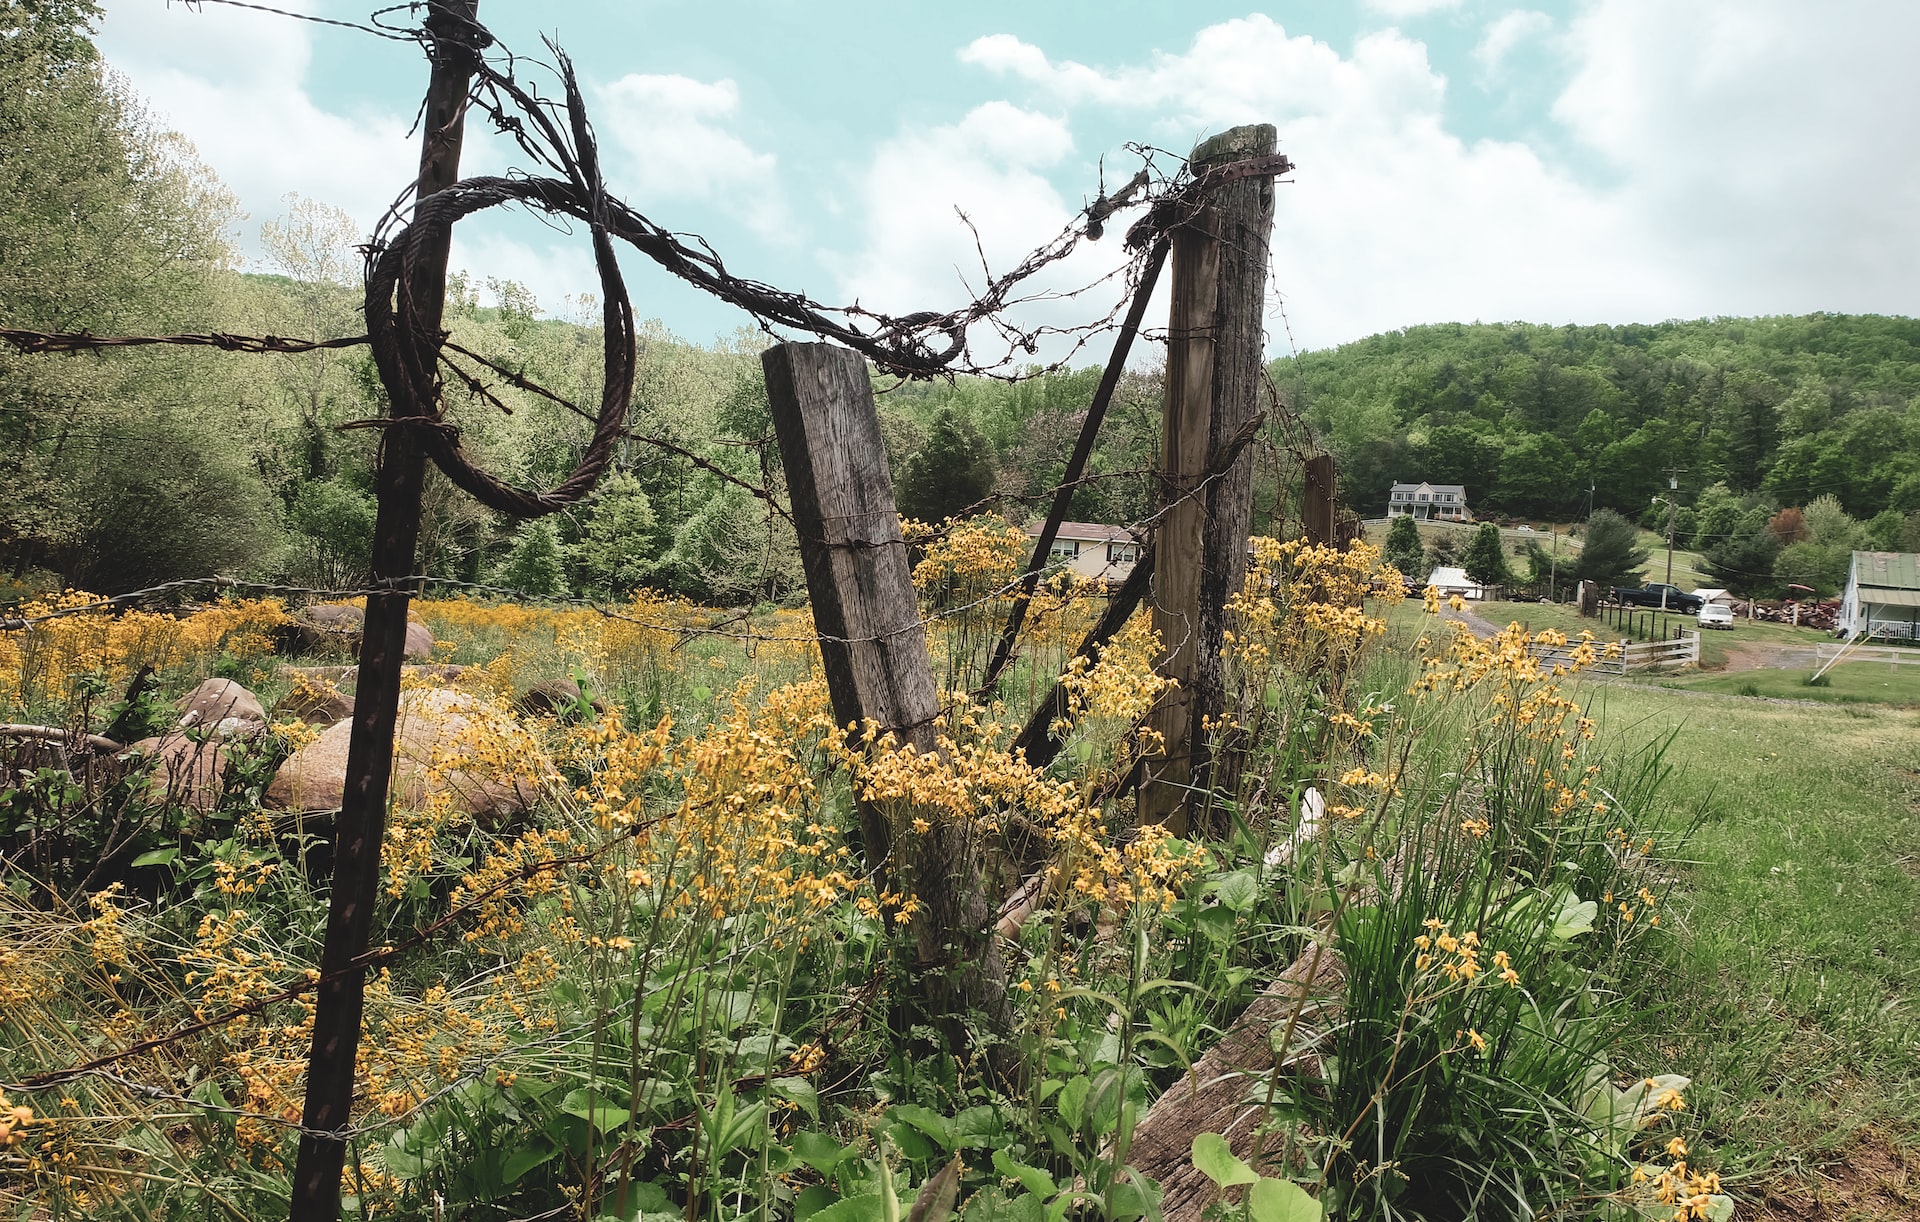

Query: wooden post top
[{"left": 1191, "top": 124, "right": 1278, "bottom": 169}]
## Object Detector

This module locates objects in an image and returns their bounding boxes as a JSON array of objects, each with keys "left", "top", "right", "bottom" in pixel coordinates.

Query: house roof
[
  {"left": 1427, "top": 566, "right": 1480, "bottom": 588},
  {"left": 1851, "top": 551, "right": 1920, "bottom": 591},
  {"left": 1693, "top": 587, "right": 1734, "bottom": 604},
  {"left": 1391, "top": 482, "right": 1468, "bottom": 496},
  {"left": 1028, "top": 521, "right": 1138, "bottom": 544}
]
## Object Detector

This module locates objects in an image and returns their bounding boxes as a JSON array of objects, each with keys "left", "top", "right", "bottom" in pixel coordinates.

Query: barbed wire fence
[{"left": 0, "top": 0, "right": 1333, "bottom": 1212}]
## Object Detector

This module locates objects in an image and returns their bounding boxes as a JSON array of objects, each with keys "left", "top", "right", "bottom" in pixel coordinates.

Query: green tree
[
  {"left": 1382, "top": 514, "right": 1426, "bottom": 578},
  {"left": 1704, "top": 514, "right": 1782, "bottom": 596},
  {"left": 1, "top": 0, "right": 262, "bottom": 590},
  {"left": 1573, "top": 509, "right": 1650, "bottom": 589},
  {"left": 568, "top": 473, "right": 660, "bottom": 596},
  {"left": 896, "top": 408, "right": 997, "bottom": 524},
  {"left": 495, "top": 520, "right": 568, "bottom": 597},
  {"left": 1461, "top": 522, "right": 1514, "bottom": 587},
  {"left": 287, "top": 477, "right": 376, "bottom": 587}
]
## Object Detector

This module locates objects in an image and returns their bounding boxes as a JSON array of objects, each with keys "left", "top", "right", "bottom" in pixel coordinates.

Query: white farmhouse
[
  {"left": 1025, "top": 521, "right": 1143, "bottom": 585},
  {"left": 1387, "top": 481, "right": 1471, "bottom": 522},
  {"left": 1836, "top": 551, "right": 1920, "bottom": 640}
]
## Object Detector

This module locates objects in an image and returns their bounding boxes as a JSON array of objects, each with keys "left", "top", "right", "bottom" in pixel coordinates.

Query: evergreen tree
[
  {"left": 1705, "top": 520, "right": 1782, "bottom": 596},
  {"left": 897, "top": 408, "right": 997, "bottom": 524},
  {"left": 1382, "top": 514, "right": 1426, "bottom": 578},
  {"left": 567, "top": 473, "right": 660, "bottom": 596},
  {"left": 1573, "top": 509, "right": 1650, "bottom": 589},
  {"left": 1461, "top": 522, "right": 1514, "bottom": 586},
  {"left": 496, "top": 520, "right": 568, "bottom": 597}
]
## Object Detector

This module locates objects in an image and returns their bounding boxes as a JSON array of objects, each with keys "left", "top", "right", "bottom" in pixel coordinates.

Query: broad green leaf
[
  {"left": 1214, "top": 868, "right": 1261, "bottom": 913},
  {"left": 1190, "top": 1133, "right": 1258, "bottom": 1188},
  {"left": 961, "top": 1188, "right": 1043, "bottom": 1222},
  {"left": 991, "top": 1150, "right": 1059, "bottom": 1200},
  {"left": 796, "top": 1185, "right": 839, "bottom": 1222},
  {"left": 1057, "top": 1076, "right": 1090, "bottom": 1130},
  {"left": 559, "top": 1089, "right": 631, "bottom": 1132},
  {"left": 771, "top": 1076, "right": 821, "bottom": 1120},
  {"left": 793, "top": 1129, "right": 852, "bottom": 1175},
  {"left": 501, "top": 1137, "right": 559, "bottom": 1184},
  {"left": 807, "top": 1192, "right": 885, "bottom": 1222},
  {"left": 953, "top": 1105, "right": 1006, "bottom": 1148},
  {"left": 131, "top": 847, "right": 180, "bottom": 867},
  {"left": 1247, "top": 1177, "right": 1321, "bottom": 1222},
  {"left": 887, "top": 1103, "right": 956, "bottom": 1150},
  {"left": 1551, "top": 888, "right": 1598, "bottom": 942}
]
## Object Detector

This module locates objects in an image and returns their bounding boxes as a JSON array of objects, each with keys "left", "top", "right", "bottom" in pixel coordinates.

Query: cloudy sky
[{"left": 99, "top": 0, "right": 1920, "bottom": 356}]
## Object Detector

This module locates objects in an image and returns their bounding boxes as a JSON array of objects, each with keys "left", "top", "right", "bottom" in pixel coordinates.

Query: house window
[
  {"left": 1107, "top": 542, "right": 1139, "bottom": 564},
  {"left": 1048, "top": 541, "right": 1077, "bottom": 561},
  {"left": 1418, "top": 493, "right": 1430, "bottom": 502}
]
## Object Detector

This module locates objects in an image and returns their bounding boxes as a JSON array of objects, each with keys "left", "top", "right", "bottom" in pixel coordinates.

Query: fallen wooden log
[
  {"left": 0, "top": 724, "right": 127, "bottom": 752},
  {"left": 1122, "top": 943, "right": 1346, "bottom": 1222}
]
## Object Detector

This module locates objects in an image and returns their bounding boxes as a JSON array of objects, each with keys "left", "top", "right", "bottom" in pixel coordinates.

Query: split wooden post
[
  {"left": 1303, "top": 454, "right": 1338, "bottom": 547},
  {"left": 289, "top": 4, "right": 476, "bottom": 1219},
  {"left": 760, "top": 342, "right": 1009, "bottom": 1061},
  {"left": 1143, "top": 124, "right": 1277, "bottom": 834}
]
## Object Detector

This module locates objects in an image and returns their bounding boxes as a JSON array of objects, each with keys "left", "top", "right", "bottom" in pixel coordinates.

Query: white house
[
  {"left": 1426, "top": 565, "right": 1488, "bottom": 601},
  {"left": 1026, "top": 521, "right": 1143, "bottom": 584},
  {"left": 1836, "top": 551, "right": 1920, "bottom": 640},
  {"left": 1387, "top": 481, "right": 1470, "bottom": 522},
  {"left": 1692, "top": 587, "right": 1737, "bottom": 606}
]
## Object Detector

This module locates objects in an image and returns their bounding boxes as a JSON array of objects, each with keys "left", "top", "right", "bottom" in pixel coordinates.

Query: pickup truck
[{"left": 1610, "top": 582, "right": 1702, "bottom": 613}]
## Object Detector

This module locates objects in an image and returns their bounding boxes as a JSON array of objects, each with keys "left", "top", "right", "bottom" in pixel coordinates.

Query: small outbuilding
[
  {"left": 1836, "top": 551, "right": 1920, "bottom": 640},
  {"left": 1426, "top": 565, "right": 1489, "bottom": 601},
  {"left": 1692, "top": 587, "right": 1736, "bottom": 606}
]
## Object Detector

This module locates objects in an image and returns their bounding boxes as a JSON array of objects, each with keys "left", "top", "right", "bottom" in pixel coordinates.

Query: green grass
[
  {"left": 1474, "top": 600, "right": 1834, "bottom": 668},
  {"left": 1659, "top": 661, "right": 1920, "bottom": 707},
  {"left": 1587, "top": 683, "right": 1920, "bottom": 1175}
]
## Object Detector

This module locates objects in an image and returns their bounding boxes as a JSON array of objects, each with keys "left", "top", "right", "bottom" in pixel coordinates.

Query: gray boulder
[{"left": 266, "top": 688, "right": 539, "bottom": 823}]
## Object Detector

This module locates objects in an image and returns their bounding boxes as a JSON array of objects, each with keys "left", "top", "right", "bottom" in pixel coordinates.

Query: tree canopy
[{"left": 1275, "top": 317, "right": 1920, "bottom": 524}]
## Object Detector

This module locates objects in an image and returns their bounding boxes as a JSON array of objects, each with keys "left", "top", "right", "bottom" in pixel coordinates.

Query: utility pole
[
  {"left": 1654, "top": 472, "right": 1679, "bottom": 611},
  {"left": 289, "top": 4, "right": 477, "bottom": 1219}
]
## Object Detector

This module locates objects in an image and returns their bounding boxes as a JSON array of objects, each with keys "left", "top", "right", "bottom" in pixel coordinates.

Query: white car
[{"left": 1697, "top": 603, "right": 1735, "bottom": 630}]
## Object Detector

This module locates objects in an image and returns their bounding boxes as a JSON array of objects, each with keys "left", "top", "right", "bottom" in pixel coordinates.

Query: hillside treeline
[{"left": 1275, "top": 317, "right": 1920, "bottom": 527}]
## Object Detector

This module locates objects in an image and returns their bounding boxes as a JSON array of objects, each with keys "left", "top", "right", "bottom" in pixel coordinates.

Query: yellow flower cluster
[
  {"left": 1413, "top": 920, "right": 1521, "bottom": 989},
  {"left": 832, "top": 689, "right": 1202, "bottom": 911},
  {"left": 904, "top": 515, "right": 1029, "bottom": 598},
  {"left": 1057, "top": 610, "right": 1173, "bottom": 732},
  {"left": 0, "top": 592, "right": 287, "bottom": 711},
  {"left": 1226, "top": 538, "right": 1401, "bottom": 679},
  {"left": 0, "top": 1091, "right": 31, "bottom": 1148}
]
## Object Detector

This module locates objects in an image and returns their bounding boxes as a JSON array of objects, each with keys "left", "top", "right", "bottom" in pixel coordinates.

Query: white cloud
[
  {"left": 833, "top": 102, "right": 1120, "bottom": 367},
  {"left": 958, "top": 19, "right": 1669, "bottom": 350},
  {"left": 98, "top": 1, "right": 415, "bottom": 241},
  {"left": 1553, "top": 0, "right": 1920, "bottom": 317},
  {"left": 1473, "top": 10, "right": 1552, "bottom": 76},
  {"left": 595, "top": 74, "right": 790, "bottom": 240},
  {"left": 1361, "top": 0, "right": 1463, "bottom": 19}
]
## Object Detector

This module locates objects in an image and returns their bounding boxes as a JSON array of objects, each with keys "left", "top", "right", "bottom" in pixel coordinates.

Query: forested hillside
[{"left": 1274, "top": 316, "right": 1920, "bottom": 524}]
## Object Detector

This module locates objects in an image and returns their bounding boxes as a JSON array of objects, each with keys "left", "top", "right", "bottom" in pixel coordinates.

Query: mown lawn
[
  {"left": 1586, "top": 682, "right": 1920, "bottom": 1188},
  {"left": 1475, "top": 599, "right": 1835, "bottom": 669},
  {"left": 1659, "top": 661, "right": 1920, "bottom": 707}
]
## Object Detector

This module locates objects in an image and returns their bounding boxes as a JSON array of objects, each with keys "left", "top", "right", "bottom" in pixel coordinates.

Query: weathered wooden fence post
[
  {"left": 760, "top": 342, "right": 1008, "bottom": 1063},
  {"left": 289, "top": 4, "right": 476, "bottom": 1218},
  {"left": 1303, "top": 453, "right": 1338, "bottom": 547},
  {"left": 1143, "top": 124, "right": 1277, "bottom": 835}
]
